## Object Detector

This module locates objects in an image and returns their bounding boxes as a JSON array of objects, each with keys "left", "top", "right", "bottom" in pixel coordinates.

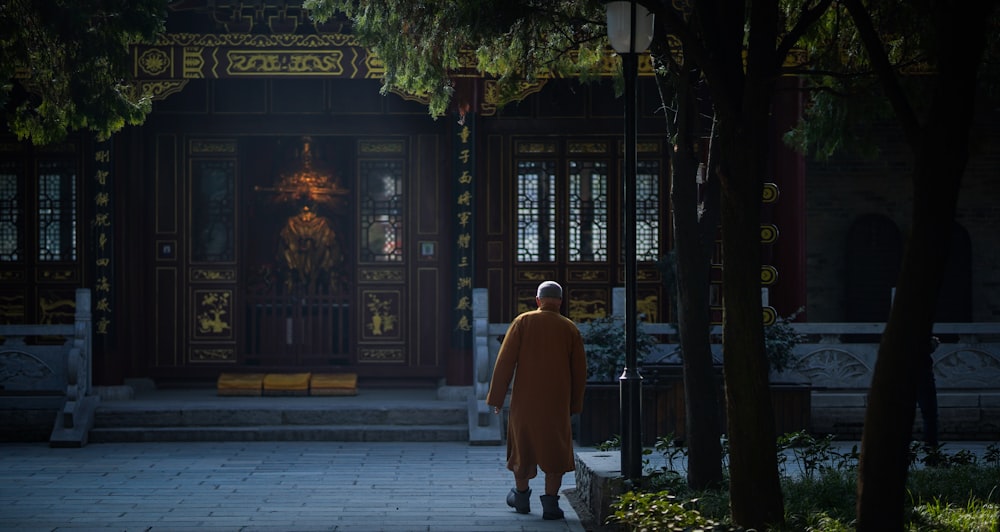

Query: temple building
[{"left": 1, "top": 1, "right": 997, "bottom": 394}]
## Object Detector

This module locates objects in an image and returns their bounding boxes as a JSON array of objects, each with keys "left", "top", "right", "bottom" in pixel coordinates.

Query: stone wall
[{"left": 803, "top": 118, "right": 1000, "bottom": 322}]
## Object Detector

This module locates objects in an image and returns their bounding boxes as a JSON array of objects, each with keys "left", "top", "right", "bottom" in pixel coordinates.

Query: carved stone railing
[
  {"left": 0, "top": 289, "right": 99, "bottom": 447},
  {"left": 470, "top": 287, "right": 1000, "bottom": 442}
]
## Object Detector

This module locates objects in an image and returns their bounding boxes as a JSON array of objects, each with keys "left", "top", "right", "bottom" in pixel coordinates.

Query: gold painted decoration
[
  {"left": 480, "top": 80, "right": 547, "bottom": 116},
  {"left": 569, "top": 270, "right": 608, "bottom": 282},
  {"left": 226, "top": 50, "right": 345, "bottom": 75},
  {"left": 190, "top": 139, "right": 238, "bottom": 154},
  {"left": 762, "top": 182, "right": 779, "bottom": 203},
  {"left": 0, "top": 271, "right": 24, "bottom": 281},
  {"left": 183, "top": 47, "right": 204, "bottom": 78},
  {"left": 359, "top": 141, "right": 405, "bottom": 154},
  {"left": 516, "top": 288, "right": 540, "bottom": 315},
  {"left": 568, "top": 142, "right": 609, "bottom": 154},
  {"left": 360, "top": 269, "right": 404, "bottom": 282},
  {"left": 637, "top": 293, "right": 660, "bottom": 323},
  {"left": 191, "top": 269, "right": 236, "bottom": 282},
  {"left": 515, "top": 142, "right": 557, "bottom": 154},
  {"left": 154, "top": 33, "right": 358, "bottom": 49},
  {"left": 389, "top": 88, "right": 431, "bottom": 106},
  {"left": 191, "top": 348, "right": 235, "bottom": 362},
  {"left": 92, "top": 142, "right": 113, "bottom": 335},
  {"left": 762, "top": 306, "right": 777, "bottom": 326},
  {"left": 364, "top": 292, "right": 400, "bottom": 339},
  {"left": 518, "top": 270, "right": 556, "bottom": 281},
  {"left": 761, "top": 265, "right": 778, "bottom": 285},
  {"left": 359, "top": 348, "right": 404, "bottom": 362},
  {"left": 38, "top": 296, "right": 74, "bottom": 324},
  {"left": 134, "top": 80, "right": 188, "bottom": 101},
  {"left": 138, "top": 48, "right": 170, "bottom": 76},
  {"left": 39, "top": 269, "right": 76, "bottom": 282},
  {"left": 194, "top": 290, "right": 232, "bottom": 338},
  {"left": 0, "top": 294, "right": 25, "bottom": 323},
  {"left": 760, "top": 224, "right": 779, "bottom": 244},
  {"left": 567, "top": 289, "right": 608, "bottom": 322}
]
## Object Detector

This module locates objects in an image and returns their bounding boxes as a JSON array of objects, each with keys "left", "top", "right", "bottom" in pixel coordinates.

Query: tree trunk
[
  {"left": 717, "top": 118, "right": 784, "bottom": 528},
  {"left": 690, "top": 0, "right": 786, "bottom": 526},
  {"left": 654, "top": 64, "right": 725, "bottom": 490},
  {"left": 855, "top": 3, "right": 992, "bottom": 528}
]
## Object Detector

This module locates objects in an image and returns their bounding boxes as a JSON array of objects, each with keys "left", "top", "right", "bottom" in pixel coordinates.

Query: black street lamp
[{"left": 606, "top": 0, "right": 654, "bottom": 483}]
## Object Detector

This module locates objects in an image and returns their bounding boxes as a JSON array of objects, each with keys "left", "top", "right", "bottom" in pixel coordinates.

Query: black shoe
[
  {"left": 506, "top": 488, "right": 531, "bottom": 514},
  {"left": 540, "top": 494, "right": 564, "bottom": 520}
]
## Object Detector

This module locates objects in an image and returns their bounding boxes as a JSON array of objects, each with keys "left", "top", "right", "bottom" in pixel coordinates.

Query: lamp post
[{"left": 606, "top": 0, "right": 654, "bottom": 483}]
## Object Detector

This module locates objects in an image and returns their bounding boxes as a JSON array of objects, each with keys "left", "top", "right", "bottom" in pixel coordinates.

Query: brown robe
[{"left": 486, "top": 304, "right": 587, "bottom": 478}]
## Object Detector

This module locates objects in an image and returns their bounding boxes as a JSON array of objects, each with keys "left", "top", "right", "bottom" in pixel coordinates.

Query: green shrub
[
  {"left": 580, "top": 315, "right": 659, "bottom": 382},
  {"left": 764, "top": 308, "right": 805, "bottom": 373},
  {"left": 608, "top": 490, "right": 735, "bottom": 531}
]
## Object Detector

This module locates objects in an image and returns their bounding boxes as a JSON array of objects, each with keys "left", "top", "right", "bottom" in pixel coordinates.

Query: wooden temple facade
[{"left": 0, "top": 2, "right": 808, "bottom": 388}]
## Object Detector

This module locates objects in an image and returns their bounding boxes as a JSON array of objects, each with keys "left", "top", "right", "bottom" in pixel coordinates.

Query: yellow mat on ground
[
  {"left": 310, "top": 373, "right": 358, "bottom": 396},
  {"left": 216, "top": 373, "right": 265, "bottom": 396},
  {"left": 263, "top": 372, "right": 312, "bottom": 396}
]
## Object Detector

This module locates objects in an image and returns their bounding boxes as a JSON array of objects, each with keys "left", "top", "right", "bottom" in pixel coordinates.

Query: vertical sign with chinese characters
[
  {"left": 452, "top": 115, "right": 475, "bottom": 349},
  {"left": 92, "top": 140, "right": 113, "bottom": 338}
]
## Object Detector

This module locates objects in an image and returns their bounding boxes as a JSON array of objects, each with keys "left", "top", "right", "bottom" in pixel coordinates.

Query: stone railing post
[{"left": 468, "top": 288, "right": 502, "bottom": 444}]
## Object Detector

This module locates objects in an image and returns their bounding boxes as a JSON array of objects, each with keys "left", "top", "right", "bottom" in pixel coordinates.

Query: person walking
[{"left": 486, "top": 281, "right": 588, "bottom": 520}]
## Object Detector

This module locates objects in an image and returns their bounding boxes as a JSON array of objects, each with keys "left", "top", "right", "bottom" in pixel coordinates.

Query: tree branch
[
  {"left": 777, "top": 0, "right": 835, "bottom": 69},
  {"left": 841, "top": 0, "right": 920, "bottom": 145}
]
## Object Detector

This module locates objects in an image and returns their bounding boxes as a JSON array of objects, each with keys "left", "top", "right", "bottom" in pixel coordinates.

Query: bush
[
  {"left": 581, "top": 315, "right": 658, "bottom": 382},
  {"left": 608, "top": 490, "right": 737, "bottom": 531},
  {"left": 764, "top": 308, "right": 805, "bottom": 373}
]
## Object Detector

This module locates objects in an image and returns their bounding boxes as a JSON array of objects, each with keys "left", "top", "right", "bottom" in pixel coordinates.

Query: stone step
[
  {"left": 94, "top": 406, "right": 467, "bottom": 428},
  {"left": 89, "top": 424, "right": 468, "bottom": 443},
  {"left": 88, "top": 388, "right": 472, "bottom": 443}
]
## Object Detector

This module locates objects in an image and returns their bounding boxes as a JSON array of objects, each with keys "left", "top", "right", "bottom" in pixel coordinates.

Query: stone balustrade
[
  {"left": 470, "top": 287, "right": 1000, "bottom": 442},
  {"left": 0, "top": 289, "right": 99, "bottom": 447}
]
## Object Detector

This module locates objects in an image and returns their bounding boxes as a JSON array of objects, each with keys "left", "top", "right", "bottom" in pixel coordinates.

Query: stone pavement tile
[{"left": 0, "top": 441, "right": 585, "bottom": 531}]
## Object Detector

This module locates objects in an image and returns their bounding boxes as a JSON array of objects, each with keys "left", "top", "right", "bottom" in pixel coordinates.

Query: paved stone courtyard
[{"left": 0, "top": 441, "right": 586, "bottom": 532}]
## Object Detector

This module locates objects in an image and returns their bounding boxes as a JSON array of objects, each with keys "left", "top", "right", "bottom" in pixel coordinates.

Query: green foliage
[
  {"left": 0, "top": 0, "right": 168, "bottom": 144},
  {"left": 985, "top": 442, "right": 1000, "bottom": 468},
  {"left": 784, "top": 1, "right": 1000, "bottom": 161},
  {"left": 304, "top": 0, "right": 609, "bottom": 117},
  {"left": 606, "top": 436, "right": 1000, "bottom": 531},
  {"left": 777, "top": 431, "right": 859, "bottom": 479},
  {"left": 580, "top": 315, "right": 659, "bottom": 382},
  {"left": 608, "top": 490, "right": 732, "bottom": 532},
  {"left": 595, "top": 435, "right": 621, "bottom": 452},
  {"left": 908, "top": 498, "right": 999, "bottom": 532},
  {"left": 764, "top": 309, "right": 806, "bottom": 373},
  {"left": 782, "top": 467, "right": 858, "bottom": 528}
]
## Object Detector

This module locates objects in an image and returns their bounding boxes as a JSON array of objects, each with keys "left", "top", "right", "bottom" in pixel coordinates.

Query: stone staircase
[{"left": 87, "top": 386, "right": 471, "bottom": 443}]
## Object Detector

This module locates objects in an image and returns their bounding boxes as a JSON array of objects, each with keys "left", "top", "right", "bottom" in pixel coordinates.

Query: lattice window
[
  {"left": 191, "top": 160, "right": 236, "bottom": 262},
  {"left": 0, "top": 164, "right": 21, "bottom": 262},
  {"left": 568, "top": 160, "right": 608, "bottom": 262},
  {"left": 516, "top": 161, "right": 556, "bottom": 262},
  {"left": 359, "top": 160, "right": 404, "bottom": 262},
  {"left": 37, "top": 162, "right": 77, "bottom": 262},
  {"left": 636, "top": 160, "right": 660, "bottom": 261}
]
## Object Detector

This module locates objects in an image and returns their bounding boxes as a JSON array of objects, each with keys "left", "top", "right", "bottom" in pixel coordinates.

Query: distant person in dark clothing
[{"left": 916, "top": 336, "right": 941, "bottom": 447}]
